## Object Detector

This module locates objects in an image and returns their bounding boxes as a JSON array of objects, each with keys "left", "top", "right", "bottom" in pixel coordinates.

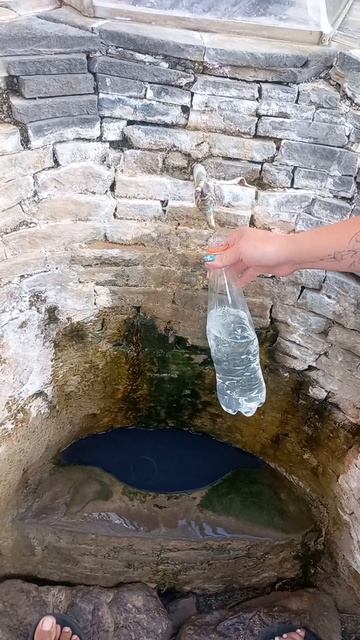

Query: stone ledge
[{"left": 0, "top": 15, "right": 99, "bottom": 55}]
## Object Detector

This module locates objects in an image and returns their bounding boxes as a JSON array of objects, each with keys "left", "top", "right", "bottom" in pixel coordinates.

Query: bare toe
[
  {"left": 59, "top": 627, "right": 73, "bottom": 640},
  {"left": 34, "top": 616, "right": 58, "bottom": 640},
  {"left": 56, "top": 625, "right": 61, "bottom": 640},
  {"left": 284, "top": 633, "right": 306, "bottom": 640}
]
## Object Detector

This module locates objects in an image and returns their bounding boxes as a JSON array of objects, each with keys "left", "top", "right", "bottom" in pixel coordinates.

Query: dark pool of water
[{"left": 61, "top": 427, "right": 265, "bottom": 493}]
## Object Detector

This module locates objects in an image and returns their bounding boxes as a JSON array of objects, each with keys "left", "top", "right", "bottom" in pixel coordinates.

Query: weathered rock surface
[
  {"left": 1, "top": 53, "right": 87, "bottom": 75},
  {"left": 0, "top": 16, "right": 99, "bottom": 55},
  {"left": 276, "top": 140, "right": 358, "bottom": 175},
  {"left": 99, "top": 94, "right": 187, "bottom": 126},
  {"left": 10, "top": 93, "right": 98, "bottom": 124},
  {"left": 177, "top": 590, "right": 341, "bottom": 640},
  {"left": 98, "top": 21, "right": 205, "bottom": 62},
  {"left": 0, "top": 123, "right": 22, "bottom": 155},
  {"left": 17, "top": 463, "right": 314, "bottom": 591},
  {"left": 35, "top": 162, "right": 114, "bottom": 195},
  {"left": 27, "top": 115, "right": 100, "bottom": 148},
  {"left": 18, "top": 73, "right": 94, "bottom": 98},
  {"left": 89, "top": 56, "right": 193, "bottom": 87},
  {"left": 0, "top": 580, "right": 172, "bottom": 640}
]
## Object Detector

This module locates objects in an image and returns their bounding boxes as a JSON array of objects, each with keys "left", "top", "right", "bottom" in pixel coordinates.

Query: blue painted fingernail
[{"left": 203, "top": 254, "right": 216, "bottom": 263}]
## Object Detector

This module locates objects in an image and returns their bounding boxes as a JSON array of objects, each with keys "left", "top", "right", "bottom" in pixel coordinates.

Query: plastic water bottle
[{"left": 206, "top": 241, "right": 266, "bottom": 417}]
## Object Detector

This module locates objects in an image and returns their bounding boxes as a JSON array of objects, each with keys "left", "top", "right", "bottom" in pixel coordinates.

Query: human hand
[{"left": 203, "top": 227, "right": 297, "bottom": 287}]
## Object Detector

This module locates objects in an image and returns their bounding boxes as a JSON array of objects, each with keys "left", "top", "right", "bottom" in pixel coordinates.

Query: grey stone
[
  {"left": 261, "top": 164, "right": 293, "bottom": 188},
  {"left": 215, "top": 184, "right": 255, "bottom": 209},
  {"left": 124, "top": 124, "right": 275, "bottom": 161},
  {"left": 146, "top": 84, "right": 191, "bottom": 107},
  {"left": 0, "top": 204, "right": 28, "bottom": 235},
  {"left": 188, "top": 110, "right": 256, "bottom": 136},
  {"left": 260, "top": 83, "right": 298, "bottom": 103},
  {"left": 272, "top": 303, "right": 330, "bottom": 333},
  {"left": 54, "top": 141, "right": 109, "bottom": 165},
  {"left": 335, "top": 51, "right": 360, "bottom": 74},
  {"left": 35, "top": 162, "right": 114, "bottom": 195},
  {"left": 0, "top": 580, "right": 172, "bottom": 640},
  {"left": 98, "top": 94, "right": 187, "bottom": 126},
  {"left": 254, "top": 190, "right": 314, "bottom": 231},
  {"left": 0, "top": 175, "right": 33, "bottom": 211},
  {"left": 192, "top": 94, "right": 257, "bottom": 115},
  {"left": 276, "top": 140, "right": 358, "bottom": 176},
  {"left": 1, "top": 53, "right": 87, "bottom": 76},
  {"left": 89, "top": 56, "right": 193, "bottom": 88},
  {"left": 319, "top": 345, "right": 360, "bottom": 376},
  {"left": 327, "top": 324, "right": 360, "bottom": 358},
  {"left": 298, "top": 82, "right": 341, "bottom": 108},
  {"left": 98, "top": 21, "right": 205, "bottom": 62},
  {"left": 0, "top": 123, "right": 22, "bottom": 155},
  {"left": 330, "top": 52, "right": 360, "bottom": 105},
  {"left": 332, "top": 69, "right": 360, "bottom": 106},
  {"left": 122, "top": 149, "right": 164, "bottom": 175},
  {"left": 207, "top": 133, "right": 276, "bottom": 162},
  {"left": 294, "top": 168, "right": 356, "bottom": 198},
  {"left": 258, "top": 117, "right": 348, "bottom": 147},
  {"left": 203, "top": 158, "right": 261, "bottom": 182},
  {"left": 204, "top": 62, "right": 333, "bottom": 84},
  {"left": 258, "top": 102, "right": 315, "bottom": 120},
  {"left": 115, "top": 199, "right": 164, "bottom": 221},
  {"left": 30, "top": 193, "right": 116, "bottom": 222},
  {"left": 178, "top": 590, "right": 341, "bottom": 640},
  {"left": 37, "top": 6, "right": 101, "bottom": 31},
  {"left": 314, "top": 109, "right": 348, "bottom": 126},
  {"left": 10, "top": 94, "right": 98, "bottom": 124},
  {"left": 0, "top": 16, "right": 99, "bottom": 55},
  {"left": 323, "top": 271, "right": 360, "bottom": 302},
  {"left": 115, "top": 173, "right": 193, "bottom": 201},
  {"left": 163, "top": 151, "right": 189, "bottom": 179},
  {"left": 192, "top": 74, "right": 258, "bottom": 100},
  {"left": 203, "top": 36, "right": 310, "bottom": 70},
  {"left": 0, "top": 146, "right": 53, "bottom": 181},
  {"left": 18, "top": 73, "right": 94, "bottom": 98},
  {"left": 101, "top": 118, "right": 126, "bottom": 142},
  {"left": 295, "top": 213, "right": 326, "bottom": 231},
  {"left": 124, "top": 124, "right": 206, "bottom": 157},
  {"left": 96, "top": 74, "right": 146, "bottom": 97},
  {"left": 299, "top": 288, "right": 358, "bottom": 331},
  {"left": 276, "top": 336, "right": 317, "bottom": 367},
  {"left": 27, "top": 115, "right": 100, "bottom": 148},
  {"left": 308, "top": 196, "right": 352, "bottom": 222},
  {"left": 287, "top": 269, "right": 325, "bottom": 290}
]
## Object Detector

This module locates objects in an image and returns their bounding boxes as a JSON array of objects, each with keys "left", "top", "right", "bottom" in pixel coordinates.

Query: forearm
[{"left": 289, "top": 217, "right": 360, "bottom": 272}]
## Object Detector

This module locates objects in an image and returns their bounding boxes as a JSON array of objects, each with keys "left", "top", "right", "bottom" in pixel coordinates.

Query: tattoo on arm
[{"left": 318, "top": 230, "right": 360, "bottom": 270}]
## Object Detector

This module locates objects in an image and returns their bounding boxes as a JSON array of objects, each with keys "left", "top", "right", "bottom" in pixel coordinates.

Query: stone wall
[{"left": 0, "top": 3, "right": 360, "bottom": 611}]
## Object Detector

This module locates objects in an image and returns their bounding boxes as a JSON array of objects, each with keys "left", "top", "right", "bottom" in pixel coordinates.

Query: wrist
[{"left": 278, "top": 232, "right": 301, "bottom": 268}]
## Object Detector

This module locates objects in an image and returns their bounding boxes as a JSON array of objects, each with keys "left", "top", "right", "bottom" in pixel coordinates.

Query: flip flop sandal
[
  {"left": 29, "top": 613, "right": 84, "bottom": 640},
  {"left": 259, "top": 623, "right": 321, "bottom": 640}
]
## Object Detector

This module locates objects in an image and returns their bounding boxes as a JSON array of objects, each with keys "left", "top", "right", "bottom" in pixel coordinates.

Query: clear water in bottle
[{"left": 207, "top": 306, "right": 266, "bottom": 417}]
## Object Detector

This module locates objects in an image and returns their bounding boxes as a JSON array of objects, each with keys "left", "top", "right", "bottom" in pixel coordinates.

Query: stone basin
[{"left": 17, "top": 462, "right": 315, "bottom": 591}]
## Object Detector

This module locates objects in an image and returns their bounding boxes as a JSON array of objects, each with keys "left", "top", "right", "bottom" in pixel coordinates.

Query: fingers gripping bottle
[{"left": 206, "top": 238, "right": 266, "bottom": 417}]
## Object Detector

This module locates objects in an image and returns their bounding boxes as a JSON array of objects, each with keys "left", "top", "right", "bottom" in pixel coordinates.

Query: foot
[
  {"left": 34, "top": 615, "right": 80, "bottom": 640},
  {"left": 274, "top": 631, "right": 306, "bottom": 640}
]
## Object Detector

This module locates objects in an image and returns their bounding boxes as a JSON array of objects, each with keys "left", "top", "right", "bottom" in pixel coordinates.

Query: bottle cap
[{"left": 208, "top": 237, "right": 230, "bottom": 255}]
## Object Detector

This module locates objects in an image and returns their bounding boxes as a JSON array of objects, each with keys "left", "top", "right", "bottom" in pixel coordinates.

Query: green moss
[{"left": 200, "top": 468, "right": 314, "bottom": 535}]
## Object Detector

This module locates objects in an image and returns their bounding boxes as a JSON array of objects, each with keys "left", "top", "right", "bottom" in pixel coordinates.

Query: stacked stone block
[{"left": 0, "top": 11, "right": 359, "bottom": 423}]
